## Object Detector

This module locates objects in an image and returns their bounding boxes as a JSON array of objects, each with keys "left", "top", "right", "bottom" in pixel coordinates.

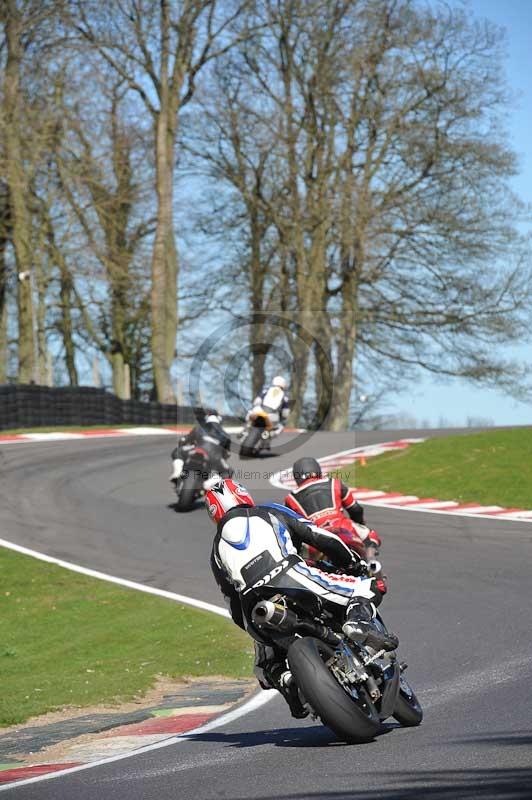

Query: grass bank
[
  {"left": 342, "top": 428, "right": 532, "bottom": 508},
  {"left": 0, "top": 547, "right": 252, "bottom": 727}
]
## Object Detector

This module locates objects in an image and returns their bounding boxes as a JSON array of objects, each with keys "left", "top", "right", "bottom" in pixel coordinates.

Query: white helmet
[
  {"left": 272, "top": 375, "right": 287, "bottom": 390},
  {"left": 204, "top": 409, "right": 222, "bottom": 424}
]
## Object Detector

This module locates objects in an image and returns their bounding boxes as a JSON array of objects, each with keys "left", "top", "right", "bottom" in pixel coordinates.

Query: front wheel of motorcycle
[
  {"left": 239, "top": 427, "right": 262, "bottom": 458},
  {"left": 287, "top": 637, "right": 380, "bottom": 743},
  {"left": 392, "top": 675, "right": 423, "bottom": 727},
  {"left": 175, "top": 472, "right": 199, "bottom": 511}
]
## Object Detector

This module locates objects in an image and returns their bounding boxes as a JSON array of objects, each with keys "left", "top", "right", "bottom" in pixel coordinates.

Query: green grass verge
[
  {"left": 0, "top": 548, "right": 252, "bottom": 728},
  {"left": 341, "top": 428, "right": 532, "bottom": 508}
]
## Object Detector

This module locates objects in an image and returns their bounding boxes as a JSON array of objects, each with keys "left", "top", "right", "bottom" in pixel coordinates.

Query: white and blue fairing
[{"left": 218, "top": 512, "right": 297, "bottom": 591}]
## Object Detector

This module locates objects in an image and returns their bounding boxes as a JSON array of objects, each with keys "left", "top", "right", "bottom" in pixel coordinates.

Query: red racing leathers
[{"left": 284, "top": 477, "right": 385, "bottom": 594}]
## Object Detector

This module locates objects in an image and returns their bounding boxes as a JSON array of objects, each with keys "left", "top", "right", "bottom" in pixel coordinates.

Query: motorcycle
[
  {"left": 239, "top": 407, "right": 274, "bottom": 458},
  {"left": 303, "top": 522, "right": 381, "bottom": 567},
  {"left": 172, "top": 446, "right": 221, "bottom": 511},
  {"left": 249, "top": 580, "right": 422, "bottom": 743}
]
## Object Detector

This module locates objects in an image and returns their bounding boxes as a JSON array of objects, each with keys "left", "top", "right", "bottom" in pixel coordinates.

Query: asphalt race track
[{"left": 1, "top": 429, "right": 532, "bottom": 799}]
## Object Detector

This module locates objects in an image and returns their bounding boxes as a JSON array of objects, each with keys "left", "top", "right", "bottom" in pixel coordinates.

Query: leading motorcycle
[
  {"left": 249, "top": 581, "right": 422, "bottom": 742},
  {"left": 239, "top": 407, "right": 274, "bottom": 458}
]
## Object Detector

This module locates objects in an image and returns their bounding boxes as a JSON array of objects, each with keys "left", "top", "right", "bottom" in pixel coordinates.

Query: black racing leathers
[{"left": 172, "top": 422, "right": 231, "bottom": 477}]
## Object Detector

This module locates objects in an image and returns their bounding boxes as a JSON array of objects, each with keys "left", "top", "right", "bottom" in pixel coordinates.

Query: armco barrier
[{"left": 0, "top": 385, "right": 236, "bottom": 430}]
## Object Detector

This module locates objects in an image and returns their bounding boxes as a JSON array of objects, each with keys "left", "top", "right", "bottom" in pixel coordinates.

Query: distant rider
[
  {"left": 169, "top": 410, "right": 232, "bottom": 485},
  {"left": 246, "top": 375, "right": 290, "bottom": 440},
  {"left": 207, "top": 479, "right": 398, "bottom": 718}
]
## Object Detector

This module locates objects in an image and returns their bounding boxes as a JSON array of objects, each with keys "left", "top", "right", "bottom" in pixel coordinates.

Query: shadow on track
[
  {"left": 447, "top": 730, "right": 532, "bottom": 749},
  {"left": 186, "top": 722, "right": 398, "bottom": 750},
  {"left": 167, "top": 501, "right": 204, "bottom": 513},
  {"left": 221, "top": 767, "right": 532, "bottom": 799},
  {"left": 239, "top": 452, "right": 279, "bottom": 460}
]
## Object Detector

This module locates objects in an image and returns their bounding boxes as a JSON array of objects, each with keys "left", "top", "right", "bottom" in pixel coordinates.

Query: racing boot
[
  {"left": 343, "top": 600, "right": 399, "bottom": 652},
  {"left": 255, "top": 647, "right": 308, "bottom": 719},
  {"left": 169, "top": 458, "right": 184, "bottom": 484},
  {"left": 265, "top": 663, "right": 308, "bottom": 719},
  {"left": 278, "top": 670, "right": 309, "bottom": 719}
]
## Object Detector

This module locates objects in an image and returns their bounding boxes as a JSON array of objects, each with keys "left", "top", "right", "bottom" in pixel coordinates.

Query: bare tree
[
  {"left": 196, "top": 0, "right": 532, "bottom": 428},
  {"left": 188, "top": 59, "right": 289, "bottom": 397},
  {"left": 1, "top": 1, "right": 36, "bottom": 382},
  {"left": 71, "top": 0, "right": 253, "bottom": 401},
  {"left": 52, "top": 69, "right": 155, "bottom": 398},
  {"left": 0, "top": 0, "right": 68, "bottom": 384}
]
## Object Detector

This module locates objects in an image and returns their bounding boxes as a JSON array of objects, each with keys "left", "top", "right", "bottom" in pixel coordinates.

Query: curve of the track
[{"left": 2, "top": 428, "right": 532, "bottom": 799}]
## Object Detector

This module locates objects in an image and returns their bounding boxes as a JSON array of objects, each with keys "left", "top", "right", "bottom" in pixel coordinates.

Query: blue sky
[{"left": 398, "top": 0, "right": 532, "bottom": 427}]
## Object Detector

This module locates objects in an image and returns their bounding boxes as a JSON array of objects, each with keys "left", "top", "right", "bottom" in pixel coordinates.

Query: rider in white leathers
[
  {"left": 206, "top": 479, "right": 398, "bottom": 717},
  {"left": 246, "top": 375, "right": 290, "bottom": 439}
]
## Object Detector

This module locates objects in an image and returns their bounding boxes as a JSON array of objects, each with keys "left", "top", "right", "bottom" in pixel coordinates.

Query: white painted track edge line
[
  {"left": 0, "top": 425, "right": 305, "bottom": 446},
  {"left": 0, "top": 537, "right": 230, "bottom": 617},
  {"left": 0, "top": 537, "right": 275, "bottom": 791},
  {"left": 0, "top": 691, "right": 273, "bottom": 792}
]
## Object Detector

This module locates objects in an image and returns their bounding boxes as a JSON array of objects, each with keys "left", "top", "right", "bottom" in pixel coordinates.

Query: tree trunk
[
  {"left": 0, "top": 187, "right": 9, "bottom": 383},
  {"left": 59, "top": 269, "right": 78, "bottom": 386},
  {"left": 329, "top": 297, "right": 358, "bottom": 430},
  {"left": 3, "top": 4, "right": 35, "bottom": 383},
  {"left": 151, "top": 107, "right": 178, "bottom": 403},
  {"left": 0, "top": 301, "right": 7, "bottom": 384},
  {"left": 249, "top": 211, "right": 269, "bottom": 398},
  {"left": 289, "top": 331, "right": 310, "bottom": 425},
  {"left": 328, "top": 355, "right": 355, "bottom": 431},
  {"left": 328, "top": 241, "right": 361, "bottom": 430},
  {"left": 34, "top": 233, "right": 50, "bottom": 384},
  {"left": 110, "top": 279, "right": 128, "bottom": 398},
  {"left": 43, "top": 202, "right": 79, "bottom": 386}
]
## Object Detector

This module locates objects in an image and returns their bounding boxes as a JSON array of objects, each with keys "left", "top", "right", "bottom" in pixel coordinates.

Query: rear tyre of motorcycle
[
  {"left": 239, "top": 427, "right": 262, "bottom": 458},
  {"left": 392, "top": 676, "right": 423, "bottom": 726},
  {"left": 287, "top": 637, "right": 381, "bottom": 743},
  {"left": 175, "top": 473, "right": 199, "bottom": 512}
]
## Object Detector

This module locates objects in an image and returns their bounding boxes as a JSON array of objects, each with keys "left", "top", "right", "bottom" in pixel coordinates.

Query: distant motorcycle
[
  {"left": 250, "top": 578, "right": 422, "bottom": 742},
  {"left": 239, "top": 407, "right": 274, "bottom": 457},
  {"left": 172, "top": 446, "right": 221, "bottom": 511}
]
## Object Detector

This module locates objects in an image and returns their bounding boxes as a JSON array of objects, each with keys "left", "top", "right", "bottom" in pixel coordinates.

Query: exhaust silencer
[
  {"left": 252, "top": 600, "right": 342, "bottom": 644},
  {"left": 251, "top": 600, "right": 298, "bottom": 632}
]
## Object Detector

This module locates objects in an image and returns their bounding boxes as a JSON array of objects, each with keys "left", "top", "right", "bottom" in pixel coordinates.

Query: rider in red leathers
[{"left": 284, "top": 457, "right": 386, "bottom": 595}]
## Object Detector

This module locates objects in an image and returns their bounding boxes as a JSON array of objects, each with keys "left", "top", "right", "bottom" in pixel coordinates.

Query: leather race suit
[
  {"left": 210, "top": 504, "right": 382, "bottom": 716},
  {"left": 284, "top": 478, "right": 385, "bottom": 602},
  {"left": 250, "top": 385, "right": 290, "bottom": 436},
  {"left": 285, "top": 476, "right": 364, "bottom": 526},
  {"left": 210, "top": 504, "right": 376, "bottom": 631}
]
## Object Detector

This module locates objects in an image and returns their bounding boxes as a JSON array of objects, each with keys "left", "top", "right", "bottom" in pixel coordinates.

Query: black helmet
[{"left": 292, "top": 457, "right": 322, "bottom": 485}]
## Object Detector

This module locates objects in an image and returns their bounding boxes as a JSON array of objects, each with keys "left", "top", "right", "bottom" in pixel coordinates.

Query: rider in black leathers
[{"left": 169, "top": 411, "right": 232, "bottom": 485}]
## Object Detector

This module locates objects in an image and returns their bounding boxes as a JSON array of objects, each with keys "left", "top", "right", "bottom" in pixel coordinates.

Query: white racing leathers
[
  {"left": 210, "top": 506, "right": 375, "bottom": 635},
  {"left": 248, "top": 385, "right": 290, "bottom": 436}
]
